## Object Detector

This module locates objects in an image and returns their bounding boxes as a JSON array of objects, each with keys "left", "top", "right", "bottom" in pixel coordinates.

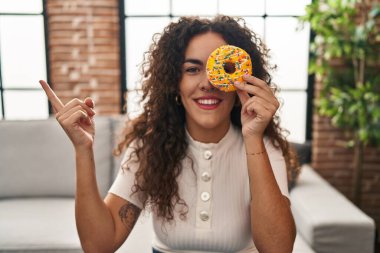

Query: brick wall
[
  {"left": 46, "top": 0, "right": 121, "bottom": 114},
  {"left": 312, "top": 80, "right": 380, "bottom": 244}
]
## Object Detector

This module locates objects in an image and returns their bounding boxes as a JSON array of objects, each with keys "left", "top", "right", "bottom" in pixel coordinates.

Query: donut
[{"left": 206, "top": 45, "right": 252, "bottom": 92}]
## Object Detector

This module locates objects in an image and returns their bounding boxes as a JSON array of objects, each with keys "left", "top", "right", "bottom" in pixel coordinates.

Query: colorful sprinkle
[{"left": 206, "top": 45, "right": 252, "bottom": 92}]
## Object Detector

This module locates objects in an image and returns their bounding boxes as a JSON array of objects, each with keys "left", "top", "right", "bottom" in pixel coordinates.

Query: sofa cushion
[
  {"left": 293, "top": 233, "right": 316, "bottom": 253},
  {"left": 288, "top": 141, "right": 312, "bottom": 191},
  {"left": 0, "top": 116, "right": 113, "bottom": 198},
  {"left": 0, "top": 199, "right": 318, "bottom": 253},
  {"left": 290, "top": 141, "right": 311, "bottom": 166},
  {"left": 0, "top": 198, "right": 81, "bottom": 252},
  {"left": 290, "top": 164, "right": 375, "bottom": 253}
]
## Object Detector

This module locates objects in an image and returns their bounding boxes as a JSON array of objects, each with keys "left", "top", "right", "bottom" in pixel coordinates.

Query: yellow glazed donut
[{"left": 206, "top": 45, "right": 252, "bottom": 92}]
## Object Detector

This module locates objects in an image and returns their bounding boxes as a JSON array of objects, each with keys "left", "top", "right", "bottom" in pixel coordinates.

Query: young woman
[{"left": 40, "top": 15, "right": 298, "bottom": 253}]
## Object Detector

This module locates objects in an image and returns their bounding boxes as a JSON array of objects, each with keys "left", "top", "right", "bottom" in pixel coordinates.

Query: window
[
  {"left": 0, "top": 0, "right": 48, "bottom": 120},
  {"left": 121, "top": 0, "right": 311, "bottom": 142}
]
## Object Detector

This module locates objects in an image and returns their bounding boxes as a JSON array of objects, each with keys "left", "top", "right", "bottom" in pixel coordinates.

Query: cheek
[
  {"left": 178, "top": 82, "right": 191, "bottom": 109},
  {"left": 178, "top": 80, "right": 186, "bottom": 98},
  {"left": 179, "top": 88, "right": 188, "bottom": 103},
  {"left": 179, "top": 77, "right": 197, "bottom": 98},
  {"left": 224, "top": 94, "right": 237, "bottom": 109},
  {"left": 179, "top": 76, "right": 188, "bottom": 92}
]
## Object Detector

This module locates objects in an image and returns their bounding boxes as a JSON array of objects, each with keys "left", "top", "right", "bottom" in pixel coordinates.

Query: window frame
[{"left": 0, "top": 0, "right": 50, "bottom": 119}]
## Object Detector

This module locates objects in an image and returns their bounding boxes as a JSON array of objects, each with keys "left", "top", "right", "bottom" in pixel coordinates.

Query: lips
[
  {"left": 194, "top": 96, "right": 222, "bottom": 110},
  {"left": 196, "top": 98, "right": 220, "bottom": 105}
]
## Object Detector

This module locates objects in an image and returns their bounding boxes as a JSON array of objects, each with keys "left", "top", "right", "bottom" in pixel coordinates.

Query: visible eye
[{"left": 185, "top": 67, "right": 200, "bottom": 74}]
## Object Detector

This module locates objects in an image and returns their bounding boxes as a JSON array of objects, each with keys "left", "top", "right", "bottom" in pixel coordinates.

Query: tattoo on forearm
[{"left": 118, "top": 203, "right": 140, "bottom": 231}]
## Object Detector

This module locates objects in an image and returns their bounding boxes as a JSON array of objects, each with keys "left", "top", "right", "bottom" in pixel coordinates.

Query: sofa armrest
[{"left": 290, "top": 164, "right": 375, "bottom": 253}]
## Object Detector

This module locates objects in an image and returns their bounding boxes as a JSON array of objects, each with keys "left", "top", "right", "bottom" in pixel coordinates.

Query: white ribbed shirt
[{"left": 109, "top": 124, "right": 289, "bottom": 253}]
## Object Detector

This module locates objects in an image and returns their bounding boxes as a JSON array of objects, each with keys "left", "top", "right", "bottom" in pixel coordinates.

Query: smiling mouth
[
  {"left": 195, "top": 98, "right": 221, "bottom": 105},
  {"left": 193, "top": 98, "right": 222, "bottom": 110}
]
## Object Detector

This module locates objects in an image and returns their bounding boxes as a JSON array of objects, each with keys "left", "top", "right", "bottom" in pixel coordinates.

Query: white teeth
[{"left": 196, "top": 99, "right": 220, "bottom": 105}]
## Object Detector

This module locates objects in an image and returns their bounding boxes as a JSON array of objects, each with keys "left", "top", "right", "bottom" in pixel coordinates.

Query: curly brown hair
[{"left": 114, "top": 15, "right": 300, "bottom": 223}]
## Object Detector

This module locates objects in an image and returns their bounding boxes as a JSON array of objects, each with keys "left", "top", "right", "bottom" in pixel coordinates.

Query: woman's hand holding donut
[
  {"left": 234, "top": 75, "right": 279, "bottom": 139},
  {"left": 39, "top": 80, "right": 96, "bottom": 149}
]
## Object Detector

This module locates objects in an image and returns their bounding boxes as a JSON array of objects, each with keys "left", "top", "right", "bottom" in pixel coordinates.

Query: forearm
[
  {"left": 245, "top": 137, "right": 296, "bottom": 253},
  {"left": 75, "top": 146, "right": 116, "bottom": 253}
]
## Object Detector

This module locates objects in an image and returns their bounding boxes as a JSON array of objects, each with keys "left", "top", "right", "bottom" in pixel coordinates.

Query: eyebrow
[{"left": 183, "top": 58, "right": 203, "bottom": 66}]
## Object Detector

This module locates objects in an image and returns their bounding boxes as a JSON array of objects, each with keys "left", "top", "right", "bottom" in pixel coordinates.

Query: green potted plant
[{"left": 299, "top": 0, "right": 380, "bottom": 207}]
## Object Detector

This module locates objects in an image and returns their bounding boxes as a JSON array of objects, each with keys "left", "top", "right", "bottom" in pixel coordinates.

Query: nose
[{"left": 199, "top": 74, "right": 216, "bottom": 92}]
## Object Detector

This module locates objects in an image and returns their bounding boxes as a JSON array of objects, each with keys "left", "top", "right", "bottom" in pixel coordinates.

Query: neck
[{"left": 186, "top": 121, "right": 231, "bottom": 143}]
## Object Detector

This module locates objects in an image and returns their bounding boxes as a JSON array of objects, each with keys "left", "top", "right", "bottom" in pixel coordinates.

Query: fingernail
[
  {"left": 243, "top": 74, "right": 249, "bottom": 79},
  {"left": 234, "top": 81, "right": 241, "bottom": 86}
]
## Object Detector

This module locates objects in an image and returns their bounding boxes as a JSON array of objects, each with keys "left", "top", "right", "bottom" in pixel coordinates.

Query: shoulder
[{"left": 120, "top": 139, "right": 142, "bottom": 173}]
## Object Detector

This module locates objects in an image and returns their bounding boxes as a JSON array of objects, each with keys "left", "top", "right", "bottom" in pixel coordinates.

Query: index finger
[
  {"left": 39, "top": 80, "right": 64, "bottom": 112},
  {"left": 243, "top": 75, "right": 273, "bottom": 94},
  {"left": 235, "top": 84, "right": 250, "bottom": 105}
]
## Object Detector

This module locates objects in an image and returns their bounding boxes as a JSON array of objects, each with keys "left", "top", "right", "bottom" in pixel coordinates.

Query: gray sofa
[{"left": 0, "top": 117, "right": 375, "bottom": 253}]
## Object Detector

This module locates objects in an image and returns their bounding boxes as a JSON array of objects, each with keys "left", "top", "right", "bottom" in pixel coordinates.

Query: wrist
[
  {"left": 243, "top": 134, "right": 264, "bottom": 143},
  {"left": 75, "top": 144, "right": 93, "bottom": 154},
  {"left": 244, "top": 135, "right": 265, "bottom": 154}
]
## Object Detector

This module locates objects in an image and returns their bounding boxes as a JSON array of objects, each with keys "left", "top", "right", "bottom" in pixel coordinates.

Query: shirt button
[
  {"left": 200, "top": 211, "right": 209, "bottom": 221},
  {"left": 201, "top": 172, "right": 211, "bottom": 182},
  {"left": 203, "top": 150, "right": 212, "bottom": 160},
  {"left": 201, "top": 192, "right": 210, "bottom": 202}
]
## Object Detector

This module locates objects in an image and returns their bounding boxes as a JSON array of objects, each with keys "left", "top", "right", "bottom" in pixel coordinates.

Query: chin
[{"left": 193, "top": 116, "right": 227, "bottom": 130}]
